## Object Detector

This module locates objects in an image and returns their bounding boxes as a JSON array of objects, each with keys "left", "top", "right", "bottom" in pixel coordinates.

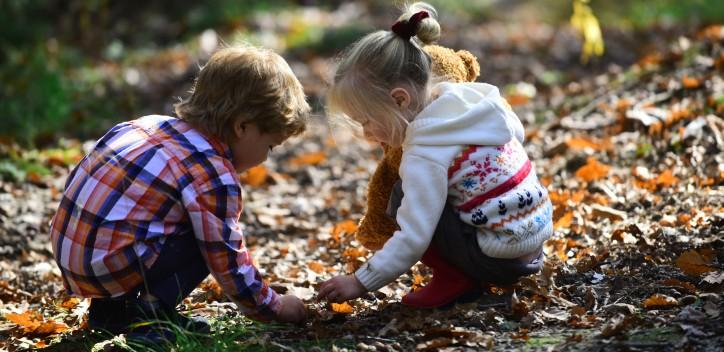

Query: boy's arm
[{"left": 184, "top": 181, "right": 280, "bottom": 322}]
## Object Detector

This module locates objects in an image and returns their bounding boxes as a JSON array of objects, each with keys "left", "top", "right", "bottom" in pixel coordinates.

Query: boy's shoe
[
  {"left": 126, "top": 298, "right": 211, "bottom": 344},
  {"left": 87, "top": 298, "right": 131, "bottom": 335},
  {"left": 402, "top": 246, "right": 476, "bottom": 308}
]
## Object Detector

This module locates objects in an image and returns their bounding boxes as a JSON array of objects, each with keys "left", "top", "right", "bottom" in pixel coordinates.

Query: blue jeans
[{"left": 133, "top": 232, "right": 210, "bottom": 309}]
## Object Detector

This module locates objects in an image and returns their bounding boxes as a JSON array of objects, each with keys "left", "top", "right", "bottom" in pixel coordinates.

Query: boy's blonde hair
[
  {"left": 176, "top": 45, "right": 310, "bottom": 142},
  {"left": 327, "top": 2, "right": 440, "bottom": 146}
]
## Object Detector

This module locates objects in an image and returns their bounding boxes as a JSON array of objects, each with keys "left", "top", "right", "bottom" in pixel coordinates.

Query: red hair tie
[{"left": 391, "top": 10, "right": 429, "bottom": 41}]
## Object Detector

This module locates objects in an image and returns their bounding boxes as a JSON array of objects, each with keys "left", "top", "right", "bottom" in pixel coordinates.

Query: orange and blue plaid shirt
[{"left": 50, "top": 115, "right": 280, "bottom": 321}]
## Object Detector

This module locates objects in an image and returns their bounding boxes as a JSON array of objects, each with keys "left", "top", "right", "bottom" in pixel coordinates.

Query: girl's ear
[{"left": 390, "top": 88, "right": 411, "bottom": 110}]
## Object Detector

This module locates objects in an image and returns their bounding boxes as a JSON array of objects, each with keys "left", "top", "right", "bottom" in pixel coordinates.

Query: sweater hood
[{"left": 403, "top": 82, "right": 524, "bottom": 147}]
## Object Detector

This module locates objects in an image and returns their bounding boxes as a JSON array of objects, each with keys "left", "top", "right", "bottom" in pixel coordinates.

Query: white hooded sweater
[{"left": 355, "top": 82, "right": 553, "bottom": 291}]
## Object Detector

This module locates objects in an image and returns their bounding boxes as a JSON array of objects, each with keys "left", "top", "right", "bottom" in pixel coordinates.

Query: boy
[{"left": 49, "top": 46, "right": 310, "bottom": 340}]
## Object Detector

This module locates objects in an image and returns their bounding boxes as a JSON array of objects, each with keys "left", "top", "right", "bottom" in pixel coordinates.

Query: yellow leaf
[
  {"left": 676, "top": 249, "right": 715, "bottom": 276},
  {"left": 570, "top": 0, "right": 605, "bottom": 63},
  {"left": 289, "top": 151, "right": 326, "bottom": 166},
  {"left": 239, "top": 165, "right": 268, "bottom": 187},
  {"left": 643, "top": 294, "right": 678, "bottom": 309},
  {"left": 331, "top": 302, "right": 354, "bottom": 314}
]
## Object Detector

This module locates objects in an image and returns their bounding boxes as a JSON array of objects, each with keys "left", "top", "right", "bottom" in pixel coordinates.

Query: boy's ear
[
  {"left": 234, "top": 122, "right": 246, "bottom": 139},
  {"left": 390, "top": 88, "right": 411, "bottom": 110}
]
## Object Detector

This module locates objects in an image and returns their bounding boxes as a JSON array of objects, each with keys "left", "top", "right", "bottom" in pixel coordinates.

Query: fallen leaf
[
  {"left": 308, "top": 261, "right": 325, "bottom": 274},
  {"left": 702, "top": 271, "right": 724, "bottom": 285},
  {"left": 4, "top": 311, "right": 69, "bottom": 336},
  {"left": 331, "top": 302, "right": 354, "bottom": 314},
  {"left": 289, "top": 151, "right": 327, "bottom": 166},
  {"left": 554, "top": 211, "right": 574, "bottom": 230},
  {"left": 59, "top": 297, "right": 81, "bottom": 310},
  {"left": 239, "top": 165, "right": 268, "bottom": 187},
  {"left": 331, "top": 220, "right": 358, "bottom": 242},
  {"left": 575, "top": 157, "right": 610, "bottom": 182},
  {"left": 601, "top": 313, "right": 629, "bottom": 337},
  {"left": 676, "top": 249, "right": 716, "bottom": 276},
  {"left": 643, "top": 294, "right": 678, "bottom": 309}
]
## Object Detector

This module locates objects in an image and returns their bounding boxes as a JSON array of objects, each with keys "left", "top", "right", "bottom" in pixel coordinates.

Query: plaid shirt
[{"left": 50, "top": 115, "right": 280, "bottom": 321}]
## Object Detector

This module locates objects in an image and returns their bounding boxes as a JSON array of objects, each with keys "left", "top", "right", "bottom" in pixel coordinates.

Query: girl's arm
[{"left": 355, "top": 153, "right": 449, "bottom": 291}]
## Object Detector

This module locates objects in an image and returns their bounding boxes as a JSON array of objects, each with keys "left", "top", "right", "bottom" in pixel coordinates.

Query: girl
[{"left": 318, "top": 2, "right": 553, "bottom": 308}]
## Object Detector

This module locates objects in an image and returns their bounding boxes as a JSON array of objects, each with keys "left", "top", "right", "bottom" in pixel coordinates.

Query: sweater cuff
[{"left": 354, "top": 262, "right": 389, "bottom": 292}]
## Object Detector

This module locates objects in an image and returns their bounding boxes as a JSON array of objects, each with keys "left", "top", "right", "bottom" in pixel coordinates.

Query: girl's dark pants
[{"left": 387, "top": 181, "right": 543, "bottom": 285}]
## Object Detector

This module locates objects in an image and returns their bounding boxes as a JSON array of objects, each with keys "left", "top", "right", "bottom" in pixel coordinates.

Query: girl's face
[{"left": 354, "top": 115, "right": 396, "bottom": 145}]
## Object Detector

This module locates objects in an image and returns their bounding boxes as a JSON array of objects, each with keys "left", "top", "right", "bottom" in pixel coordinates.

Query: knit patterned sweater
[{"left": 355, "top": 82, "right": 553, "bottom": 291}]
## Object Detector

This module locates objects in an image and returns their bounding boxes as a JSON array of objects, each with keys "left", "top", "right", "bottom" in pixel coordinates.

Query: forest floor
[{"left": 0, "top": 7, "right": 723, "bottom": 352}]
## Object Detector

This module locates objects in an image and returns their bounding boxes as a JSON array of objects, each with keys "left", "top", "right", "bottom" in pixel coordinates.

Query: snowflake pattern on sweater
[{"left": 447, "top": 139, "right": 553, "bottom": 258}]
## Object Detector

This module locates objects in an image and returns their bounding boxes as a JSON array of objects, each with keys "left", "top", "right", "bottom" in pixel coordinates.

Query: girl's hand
[
  {"left": 274, "top": 295, "right": 307, "bottom": 324},
  {"left": 317, "top": 274, "right": 367, "bottom": 303}
]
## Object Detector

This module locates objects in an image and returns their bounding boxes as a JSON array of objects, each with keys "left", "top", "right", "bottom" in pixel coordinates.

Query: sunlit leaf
[
  {"left": 308, "top": 261, "right": 325, "bottom": 274},
  {"left": 240, "top": 165, "right": 268, "bottom": 187},
  {"left": 4, "top": 310, "right": 69, "bottom": 336},
  {"left": 575, "top": 157, "right": 610, "bottom": 182},
  {"left": 643, "top": 294, "right": 678, "bottom": 309},
  {"left": 289, "top": 151, "right": 327, "bottom": 166},
  {"left": 331, "top": 302, "right": 354, "bottom": 314}
]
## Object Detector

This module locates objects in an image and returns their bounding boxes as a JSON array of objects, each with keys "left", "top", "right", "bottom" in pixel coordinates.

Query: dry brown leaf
[
  {"left": 239, "top": 165, "right": 268, "bottom": 187},
  {"left": 308, "top": 261, "right": 325, "bottom": 274},
  {"left": 575, "top": 157, "right": 610, "bottom": 182},
  {"left": 643, "top": 294, "right": 678, "bottom": 309},
  {"left": 659, "top": 278, "right": 696, "bottom": 294},
  {"left": 5, "top": 311, "right": 69, "bottom": 336},
  {"left": 289, "top": 151, "right": 327, "bottom": 166},
  {"left": 331, "top": 302, "right": 354, "bottom": 314},
  {"left": 676, "top": 249, "right": 716, "bottom": 276},
  {"left": 58, "top": 297, "right": 81, "bottom": 310}
]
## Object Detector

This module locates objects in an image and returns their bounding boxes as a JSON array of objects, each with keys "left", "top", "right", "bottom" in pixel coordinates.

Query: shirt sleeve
[
  {"left": 355, "top": 154, "right": 449, "bottom": 291},
  {"left": 183, "top": 180, "right": 280, "bottom": 322}
]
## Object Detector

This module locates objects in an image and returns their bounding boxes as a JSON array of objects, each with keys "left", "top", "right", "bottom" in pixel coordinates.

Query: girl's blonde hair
[
  {"left": 327, "top": 2, "right": 440, "bottom": 146},
  {"left": 176, "top": 45, "right": 309, "bottom": 142}
]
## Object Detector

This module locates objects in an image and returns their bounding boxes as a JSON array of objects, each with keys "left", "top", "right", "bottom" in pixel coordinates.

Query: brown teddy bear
[{"left": 356, "top": 44, "right": 481, "bottom": 250}]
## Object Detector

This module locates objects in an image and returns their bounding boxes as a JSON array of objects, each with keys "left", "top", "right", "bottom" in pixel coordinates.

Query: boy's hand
[
  {"left": 274, "top": 295, "right": 307, "bottom": 324},
  {"left": 317, "top": 274, "right": 367, "bottom": 303}
]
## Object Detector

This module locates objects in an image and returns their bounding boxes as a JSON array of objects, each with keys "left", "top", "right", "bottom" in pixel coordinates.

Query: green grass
[{"left": 60, "top": 316, "right": 357, "bottom": 352}]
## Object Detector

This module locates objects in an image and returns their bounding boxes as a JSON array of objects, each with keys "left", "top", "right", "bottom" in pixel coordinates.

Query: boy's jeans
[{"left": 134, "top": 231, "right": 210, "bottom": 309}]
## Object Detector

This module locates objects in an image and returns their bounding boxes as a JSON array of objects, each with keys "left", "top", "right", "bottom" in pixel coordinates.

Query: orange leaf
[
  {"left": 575, "top": 157, "right": 610, "bottom": 182},
  {"left": 554, "top": 211, "right": 573, "bottom": 230},
  {"left": 643, "top": 294, "right": 678, "bottom": 309},
  {"left": 676, "top": 249, "right": 715, "bottom": 276},
  {"left": 342, "top": 247, "right": 367, "bottom": 260},
  {"left": 290, "top": 151, "right": 326, "bottom": 166},
  {"left": 331, "top": 220, "right": 358, "bottom": 242},
  {"left": 308, "top": 261, "right": 325, "bottom": 274},
  {"left": 654, "top": 170, "right": 678, "bottom": 188},
  {"left": 331, "top": 302, "right": 354, "bottom": 314},
  {"left": 5, "top": 311, "right": 68, "bottom": 336},
  {"left": 239, "top": 165, "right": 268, "bottom": 187},
  {"left": 59, "top": 297, "right": 81, "bottom": 310},
  {"left": 566, "top": 137, "right": 609, "bottom": 151},
  {"left": 682, "top": 75, "right": 701, "bottom": 89}
]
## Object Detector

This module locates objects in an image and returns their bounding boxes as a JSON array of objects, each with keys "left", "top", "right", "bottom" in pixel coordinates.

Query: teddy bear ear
[{"left": 456, "top": 49, "right": 481, "bottom": 82}]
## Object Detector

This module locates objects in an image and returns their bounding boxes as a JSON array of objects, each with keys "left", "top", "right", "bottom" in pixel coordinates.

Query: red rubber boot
[{"left": 401, "top": 245, "right": 476, "bottom": 308}]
